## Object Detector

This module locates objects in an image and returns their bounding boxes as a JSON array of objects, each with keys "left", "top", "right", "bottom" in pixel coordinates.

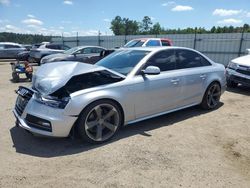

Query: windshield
[
  {"left": 63, "top": 46, "right": 82, "bottom": 54},
  {"left": 124, "top": 40, "right": 145, "bottom": 47},
  {"left": 96, "top": 50, "right": 150, "bottom": 75}
]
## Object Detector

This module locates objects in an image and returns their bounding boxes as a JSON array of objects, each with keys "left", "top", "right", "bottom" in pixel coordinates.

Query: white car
[{"left": 226, "top": 49, "right": 250, "bottom": 87}]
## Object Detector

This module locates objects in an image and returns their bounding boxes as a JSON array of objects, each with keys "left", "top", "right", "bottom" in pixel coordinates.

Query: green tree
[
  {"left": 110, "top": 16, "right": 125, "bottom": 35},
  {"left": 140, "top": 16, "right": 153, "bottom": 34},
  {"left": 150, "top": 22, "right": 163, "bottom": 35}
]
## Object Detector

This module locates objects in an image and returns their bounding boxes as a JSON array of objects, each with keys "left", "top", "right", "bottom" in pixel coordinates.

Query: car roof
[
  {"left": 131, "top": 38, "right": 171, "bottom": 41},
  {"left": 119, "top": 46, "right": 195, "bottom": 52},
  {"left": 72, "top": 45, "right": 106, "bottom": 49}
]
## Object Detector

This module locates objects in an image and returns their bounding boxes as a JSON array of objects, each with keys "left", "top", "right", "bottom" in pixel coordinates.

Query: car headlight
[
  {"left": 34, "top": 93, "right": 70, "bottom": 109},
  {"left": 227, "top": 62, "right": 238, "bottom": 70}
]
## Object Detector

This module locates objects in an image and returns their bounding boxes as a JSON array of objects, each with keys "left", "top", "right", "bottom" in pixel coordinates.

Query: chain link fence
[{"left": 52, "top": 33, "right": 250, "bottom": 66}]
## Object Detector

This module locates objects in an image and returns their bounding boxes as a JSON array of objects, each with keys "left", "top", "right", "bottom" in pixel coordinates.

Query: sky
[{"left": 0, "top": 0, "right": 250, "bottom": 36}]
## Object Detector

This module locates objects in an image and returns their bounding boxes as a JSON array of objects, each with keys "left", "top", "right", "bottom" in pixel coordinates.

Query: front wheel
[
  {"left": 201, "top": 82, "right": 221, "bottom": 110},
  {"left": 77, "top": 100, "right": 123, "bottom": 144}
]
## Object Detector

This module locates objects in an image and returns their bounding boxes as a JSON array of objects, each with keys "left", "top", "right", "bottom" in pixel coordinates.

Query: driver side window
[
  {"left": 146, "top": 50, "right": 176, "bottom": 72},
  {"left": 82, "top": 48, "right": 92, "bottom": 54}
]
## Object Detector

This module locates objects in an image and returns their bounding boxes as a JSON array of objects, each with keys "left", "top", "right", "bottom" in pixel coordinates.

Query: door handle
[
  {"left": 200, "top": 74, "right": 207, "bottom": 80},
  {"left": 171, "top": 79, "right": 180, "bottom": 84}
]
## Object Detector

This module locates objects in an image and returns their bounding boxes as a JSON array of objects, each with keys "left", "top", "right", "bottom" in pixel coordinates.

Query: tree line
[
  {"left": 0, "top": 32, "right": 52, "bottom": 44},
  {"left": 110, "top": 16, "right": 250, "bottom": 35}
]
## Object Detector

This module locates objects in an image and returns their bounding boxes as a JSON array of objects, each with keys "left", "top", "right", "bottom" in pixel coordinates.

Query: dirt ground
[{"left": 0, "top": 61, "right": 250, "bottom": 188}]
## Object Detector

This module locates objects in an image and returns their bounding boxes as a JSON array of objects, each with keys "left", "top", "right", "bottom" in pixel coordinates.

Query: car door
[
  {"left": 76, "top": 47, "right": 103, "bottom": 63},
  {"left": 73, "top": 47, "right": 92, "bottom": 62},
  {"left": 131, "top": 49, "right": 182, "bottom": 119},
  {"left": 4, "top": 44, "right": 18, "bottom": 58},
  {"left": 175, "top": 49, "right": 211, "bottom": 107}
]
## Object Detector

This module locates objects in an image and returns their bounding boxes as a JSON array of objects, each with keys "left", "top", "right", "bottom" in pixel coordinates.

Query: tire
[
  {"left": 76, "top": 100, "right": 123, "bottom": 144},
  {"left": 201, "top": 82, "right": 221, "bottom": 110},
  {"left": 227, "top": 80, "right": 238, "bottom": 88}
]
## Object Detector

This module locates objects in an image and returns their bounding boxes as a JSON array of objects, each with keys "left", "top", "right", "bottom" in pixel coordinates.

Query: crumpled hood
[
  {"left": 32, "top": 61, "right": 106, "bottom": 95},
  {"left": 232, "top": 54, "right": 250, "bottom": 66}
]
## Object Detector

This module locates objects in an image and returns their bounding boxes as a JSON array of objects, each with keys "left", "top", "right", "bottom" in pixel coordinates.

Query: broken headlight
[{"left": 34, "top": 93, "right": 70, "bottom": 109}]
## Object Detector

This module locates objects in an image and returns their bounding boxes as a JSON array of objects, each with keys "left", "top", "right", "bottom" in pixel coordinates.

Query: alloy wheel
[
  {"left": 207, "top": 84, "right": 221, "bottom": 109},
  {"left": 84, "top": 103, "right": 120, "bottom": 142}
]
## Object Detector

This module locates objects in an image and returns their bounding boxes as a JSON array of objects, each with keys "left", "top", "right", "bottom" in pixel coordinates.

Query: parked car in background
[
  {"left": 17, "top": 43, "right": 50, "bottom": 62},
  {"left": 29, "top": 43, "right": 70, "bottom": 65},
  {"left": 23, "top": 44, "right": 32, "bottom": 51},
  {"left": 226, "top": 50, "right": 250, "bottom": 87},
  {"left": 17, "top": 51, "right": 30, "bottom": 61},
  {"left": 13, "top": 47, "right": 226, "bottom": 144},
  {"left": 124, "top": 38, "right": 173, "bottom": 48},
  {"left": 0, "top": 42, "right": 26, "bottom": 59},
  {"left": 41, "top": 46, "right": 106, "bottom": 65}
]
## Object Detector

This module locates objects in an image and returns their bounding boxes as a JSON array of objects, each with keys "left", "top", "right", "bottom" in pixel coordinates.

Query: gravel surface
[{"left": 0, "top": 62, "right": 250, "bottom": 188}]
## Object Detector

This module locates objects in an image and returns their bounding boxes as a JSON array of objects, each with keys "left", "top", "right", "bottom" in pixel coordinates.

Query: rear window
[
  {"left": 145, "top": 40, "right": 161, "bottom": 47},
  {"left": 161, "top": 40, "right": 171, "bottom": 46},
  {"left": 46, "top": 44, "right": 60, "bottom": 50}
]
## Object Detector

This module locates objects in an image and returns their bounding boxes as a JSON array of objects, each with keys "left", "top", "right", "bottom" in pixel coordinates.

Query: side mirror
[
  {"left": 141, "top": 66, "right": 160, "bottom": 75},
  {"left": 247, "top": 49, "right": 250, "bottom": 55}
]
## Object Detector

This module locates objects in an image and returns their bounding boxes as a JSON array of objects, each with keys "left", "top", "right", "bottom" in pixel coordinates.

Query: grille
[
  {"left": 236, "top": 69, "right": 250, "bottom": 76},
  {"left": 15, "top": 87, "right": 33, "bottom": 116},
  {"left": 232, "top": 75, "right": 250, "bottom": 84}
]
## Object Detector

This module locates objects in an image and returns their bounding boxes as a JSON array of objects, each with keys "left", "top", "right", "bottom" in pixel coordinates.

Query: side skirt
[{"left": 125, "top": 102, "right": 200, "bottom": 126}]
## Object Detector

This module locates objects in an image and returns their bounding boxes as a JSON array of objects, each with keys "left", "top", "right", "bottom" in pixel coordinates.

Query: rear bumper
[{"left": 226, "top": 68, "right": 250, "bottom": 87}]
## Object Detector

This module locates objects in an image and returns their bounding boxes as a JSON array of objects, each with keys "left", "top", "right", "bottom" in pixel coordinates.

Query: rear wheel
[
  {"left": 77, "top": 100, "right": 122, "bottom": 144},
  {"left": 201, "top": 82, "right": 221, "bottom": 110}
]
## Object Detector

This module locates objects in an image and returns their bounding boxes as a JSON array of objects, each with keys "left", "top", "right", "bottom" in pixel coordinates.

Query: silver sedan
[{"left": 13, "top": 47, "right": 226, "bottom": 143}]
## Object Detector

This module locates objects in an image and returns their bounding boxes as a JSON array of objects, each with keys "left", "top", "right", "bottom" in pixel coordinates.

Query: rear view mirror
[{"left": 141, "top": 66, "right": 160, "bottom": 75}]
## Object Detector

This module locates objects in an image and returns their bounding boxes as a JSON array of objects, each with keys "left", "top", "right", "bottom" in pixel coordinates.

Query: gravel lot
[{"left": 0, "top": 61, "right": 250, "bottom": 188}]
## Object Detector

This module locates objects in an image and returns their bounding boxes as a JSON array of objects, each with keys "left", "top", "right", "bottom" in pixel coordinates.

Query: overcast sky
[{"left": 0, "top": 0, "right": 249, "bottom": 36}]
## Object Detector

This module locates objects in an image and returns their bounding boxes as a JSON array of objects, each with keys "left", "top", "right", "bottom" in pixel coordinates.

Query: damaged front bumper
[
  {"left": 13, "top": 86, "right": 78, "bottom": 137},
  {"left": 226, "top": 68, "right": 250, "bottom": 87}
]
